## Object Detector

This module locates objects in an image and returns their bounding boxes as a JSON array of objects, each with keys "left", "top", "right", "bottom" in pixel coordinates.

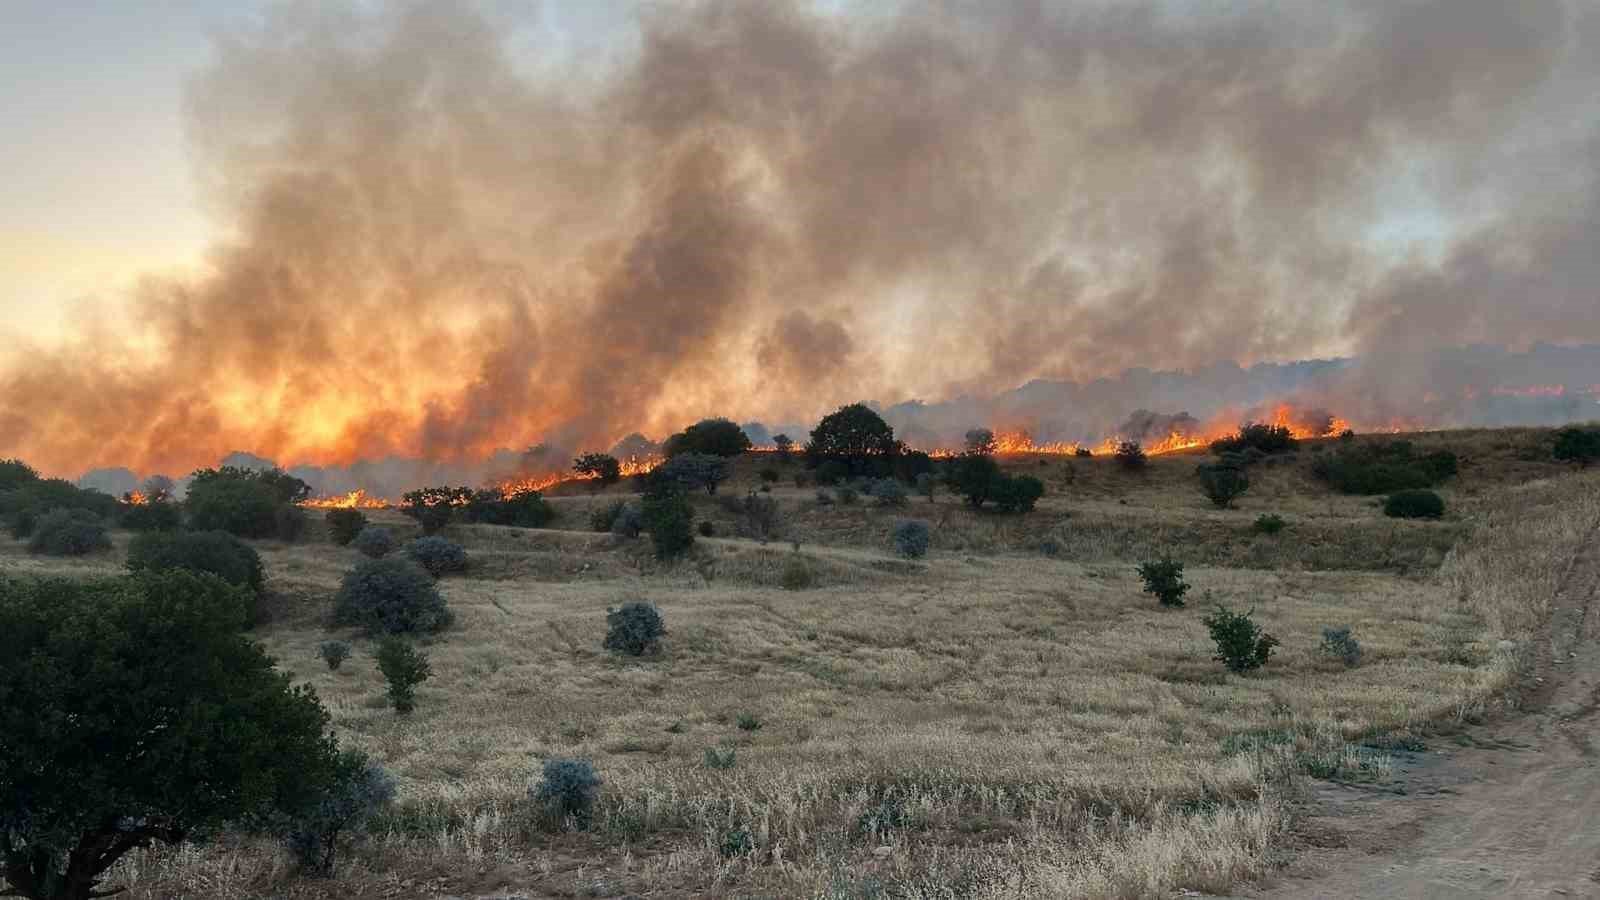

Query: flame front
[{"left": 301, "top": 489, "right": 390, "bottom": 509}]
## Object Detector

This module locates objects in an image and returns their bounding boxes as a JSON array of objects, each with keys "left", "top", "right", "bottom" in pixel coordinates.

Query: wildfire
[
  {"left": 497, "top": 454, "right": 663, "bottom": 498},
  {"left": 301, "top": 489, "right": 389, "bottom": 509},
  {"left": 123, "top": 491, "right": 150, "bottom": 505},
  {"left": 1490, "top": 384, "right": 1567, "bottom": 398}
]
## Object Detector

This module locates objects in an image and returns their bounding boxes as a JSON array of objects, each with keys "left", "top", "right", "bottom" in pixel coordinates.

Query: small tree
[
  {"left": 1197, "top": 463, "right": 1250, "bottom": 508},
  {"left": 1552, "top": 427, "right": 1600, "bottom": 467},
  {"left": 1319, "top": 626, "right": 1362, "bottom": 667},
  {"left": 870, "top": 477, "right": 908, "bottom": 507},
  {"left": 127, "top": 530, "right": 265, "bottom": 624},
  {"left": 946, "top": 454, "right": 1003, "bottom": 508},
  {"left": 318, "top": 640, "right": 352, "bottom": 671},
  {"left": 772, "top": 434, "right": 794, "bottom": 460},
  {"left": 641, "top": 477, "right": 694, "bottom": 560},
  {"left": 284, "top": 748, "right": 395, "bottom": 877},
  {"left": 399, "top": 486, "right": 472, "bottom": 535},
  {"left": 325, "top": 509, "right": 368, "bottom": 546},
  {"left": 1203, "top": 606, "right": 1279, "bottom": 673},
  {"left": 0, "top": 571, "right": 337, "bottom": 900},
  {"left": 26, "top": 509, "right": 110, "bottom": 556},
  {"left": 404, "top": 536, "right": 469, "bottom": 577},
  {"left": 573, "top": 453, "right": 622, "bottom": 490},
  {"left": 1384, "top": 489, "right": 1445, "bottom": 519},
  {"left": 604, "top": 601, "right": 666, "bottom": 656},
  {"left": 186, "top": 466, "right": 307, "bottom": 538},
  {"left": 374, "top": 636, "right": 431, "bottom": 714},
  {"left": 333, "top": 557, "right": 453, "bottom": 635},
  {"left": 806, "top": 404, "right": 899, "bottom": 459},
  {"left": 351, "top": 525, "right": 398, "bottom": 558},
  {"left": 1114, "top": 441, "right": 1147, "bottom": 469},
  {"left": 656, "top": 452, "right": 730, "bottom": 495},
  {"left": 992, "top": 475, "right": 1045, "bottom": 513},
  {"left": 1137, "top": 559, "right": 1188, "bottom": 607},
  {"left": 1253, "top": 513, "right": 1287, "bottom": 535},
  {"left": 740, "top": 493, "right": 782, "bottom": 544},
  {"left": 964, "top": 428, "right": 997, "bottom": 455},
  {"left": 892, "top": 519, "right": 931, "bottom": 559},
  {"left": 531, "top": 758, "right": 601, "bottom": 828},
  {"left": 663, "top": 418, "right": 751, "bottom": 458}
]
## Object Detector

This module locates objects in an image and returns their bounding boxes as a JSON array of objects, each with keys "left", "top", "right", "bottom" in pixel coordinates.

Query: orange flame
[
  {"left": 301, "top": 489, "right": 390, "bottom": 509},
  {"left": 123, "top": 491, "right": 150, "bottom": 505}
]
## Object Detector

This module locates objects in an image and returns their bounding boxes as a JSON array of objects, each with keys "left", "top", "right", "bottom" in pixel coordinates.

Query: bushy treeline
[
  {"left": 399, "top": 485, "right": 553, "bottom": 533},
  {"left": 1310, "top": 440, "right": 1458, "bottom": 495}
]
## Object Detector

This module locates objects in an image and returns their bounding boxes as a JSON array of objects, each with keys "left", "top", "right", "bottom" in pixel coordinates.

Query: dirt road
[{"left": 1224, "top": 527, "right": 1600, "bottom": 899}]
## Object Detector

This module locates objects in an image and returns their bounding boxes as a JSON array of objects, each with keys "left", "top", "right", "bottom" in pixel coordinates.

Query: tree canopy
[
  {"left": 807, "top": 404, "right": 899, "bottom": 459},
  {"left": 1, "top": 571, "right": 337, "bottom": 900},
  {"left": 662, "top": 418, "right": 752, "bottom": 458}
]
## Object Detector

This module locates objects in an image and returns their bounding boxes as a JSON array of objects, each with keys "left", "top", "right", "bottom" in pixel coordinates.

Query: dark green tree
[
  {"left": 1553, "top": 427, "right": 1600, "bottom": 467},
  {"left": 945, "top": 454, "right": 1003, "bottom": 508},
  {"left": 0, "top": 571, "right": 337, "bottom": 900},
  {"left": 806, "top": 404, "right": 899, "bottom": 459},
  {"left": 641, "top": 475, "right": 695, "bottom": 560},
  {"left": 374, "top": 637, "right": 431, "bottom": 714},
  {"left": 663, "top": 418, "right": 752, "bottom": 458},
  {"left": 1197, "top": 463, "right": 1250, "bottom": 508},
  {"left": 573, "top": 453, "right": 622, "bottom": 489}
]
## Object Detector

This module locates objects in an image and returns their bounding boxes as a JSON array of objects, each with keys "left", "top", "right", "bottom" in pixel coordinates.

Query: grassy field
[{"left": 6, "top": 427, "right": 1598, "bottom": 898}]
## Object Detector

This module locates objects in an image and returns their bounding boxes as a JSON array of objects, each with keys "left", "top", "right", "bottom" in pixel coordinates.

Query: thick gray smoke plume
[{"left": 4, "top": 0, "right": 1599, "bottom": 487}]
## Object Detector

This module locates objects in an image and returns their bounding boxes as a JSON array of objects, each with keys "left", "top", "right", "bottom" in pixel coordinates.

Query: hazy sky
[{"left": 0, "top": 1, "right": 639, "bottom": 340}]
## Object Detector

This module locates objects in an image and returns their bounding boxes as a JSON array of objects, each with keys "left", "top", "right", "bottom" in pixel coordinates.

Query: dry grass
[{"left": 4, "top": 427, "right": 1597, "bottom": 899}]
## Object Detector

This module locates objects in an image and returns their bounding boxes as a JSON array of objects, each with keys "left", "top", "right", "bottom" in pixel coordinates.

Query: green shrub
[
  {"left": 27, "top": 508, "right": 111, "bottom": 556},
  {"left": 892, "top": 519, "right": 931, "bottom": 559},
  {"left": 333, "top": 557, "right": 452, "bottom": 635},
  {"left": 869, "top": 478, "right": 908, "bottom": 506},
  {"left": 781, "top": 557, "right": 813, "bottom": 590},
  {"left": 703, "top": 746, "right": 737, "bottom": 770},
  {"left": 1319, "top": 626, "right": 1362, "bottom": 667},
  {"left": 275, "top": 503, "right": 308, "bottom": 542},
  {"left": 404, "top": 535, "right": 468, "bottom": 577},
  {"left": 1552, "top": 426, "right": 1600, "bottom": 467},
  {"left": 1197, "top": 463, "right": 1249, "bottom": 508},
  {"left": 325, "top": 509, "right": 368, "bottom": 546},
  {"left": 0, "top": 571, "right": 338, "bottom": 899},
  {"left": 946, "top": 454, "right": 1002, "bottom": 507},
  {"left": 531, "top": 758, "right": 602, "bottom": 828},
  {"left": 992, "top": 474, "right": 1045, "bottom": 512},
  {"left": 127, "top": 529, "right": 265, "bottom": 596},
  {"left": 318, "top": 640, "right": 352, "bottom": 671},
  {"left": 1210, "top": 423, "right": 1297, "bottom": 455},
  {"left": 1310, "top": 441, "right": 1458, "bottom": 494},
  {"left": 400, "top": 486, "right": 472, "bottom": 534},
  {"left": 351, "top": 525, "right": 397, "bottom": 558},
  {"left": 735, "top": 711, "right": 762, "bottom": 731},
  {"left": 738, "top": 492, "right": 783, "bottom": 544},
  {"left": 719, "top": 827, "right": 755, "bottom": 858},
  {"left": 4, "top": 477, "right": 119, "bottom": 538},
  {"left": 610, "top": 503, "right": 644, "bottom": 539},
  {"left": 120, "top": 498, "right": 182, "bottom": 531},
  {"left": 284, "top": 748, "right": 395, "bottom": 876},
  {"left": 662, "top": 418, "right": 751, "bottom": 458},
  {"left": 1384, "top": 489, "right": 1445, "bottom": 519},
  {"left": 1137, "top": 559, "right": 1188, "bottom": 608},
  {"left": 641, "top": 478, "right": 694, "bottom": 560},
  {"left": 0, "top": 457, "right": 39, "bottom": 491},
  {"left": 1253, "top": 513, "right": 1287, "bottom": 535},
  {"left": 698, "top": 520, "right": 716, "bottom": 537},
  {"left": 1203, "top": 606, "right": 1279, "bottom": 673},
  {"left": 591, "top": 500, "right": 628, "bottom": 533},
  {"left": 374, "top": 636, "right": 431, "bottom": 714},
  {"left": 604, "top": 601, "right": 665, "bottom": 656},
  {"left": 815, "top": 459, "right": 849, "bottom": 486},
  {"left": 463, "top": 488, "right": 554, "bottom": 528},
  {"left": 186, "top": 467, "right": 308, "bottom": 538}
]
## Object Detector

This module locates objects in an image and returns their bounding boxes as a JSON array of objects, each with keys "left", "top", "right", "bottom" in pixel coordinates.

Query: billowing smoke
[{"left": 4, "top": 0, "right": 1599, "bottom": 489}]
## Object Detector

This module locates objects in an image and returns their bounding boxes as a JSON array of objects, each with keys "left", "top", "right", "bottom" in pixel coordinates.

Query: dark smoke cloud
[{"left": 5, "top": 0, "right": 1599, "bottom": 488}]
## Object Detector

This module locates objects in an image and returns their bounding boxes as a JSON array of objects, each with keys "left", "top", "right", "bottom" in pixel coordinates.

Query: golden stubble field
[{"left": 7, "top": 427, "right": 1598, "bottom": 899}]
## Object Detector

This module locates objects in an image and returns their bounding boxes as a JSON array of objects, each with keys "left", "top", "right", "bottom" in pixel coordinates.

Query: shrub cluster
[
  {"left": 656, "top": 453, "right": 730, "bottom": 495},
  {"left": 186, "top": 466, "right": 310, "bottom": 539},
  {"left": 641, "top": 477, "right": 694, "bottom": 560},
  {"left": 531, "top": 758, "right": 602, "bottom": 828},
  {"left": 333, "top": 557, "right": 453, "bottom": 635},
  {"left": 1197, "top": 462, "right": 1250, "bottom": 508},
  {"left": 1253, "top": 513, "right": 1287, "bottom": 535},
  {"left": 1552, "top": 426, "right": 1600, "bottom": 467},
  {"left": 1210, "top": 423, "right": 1297, "bottom": 455},
  {"left": 1137, "top": 559, "right": 1189, "bottom": 608},
  {"left": 27, "top": 508, "right": 112, "bottom": 556},
  {"left": 120, "top": 498, "right": 182, "bottom": 532},
  {"left": 572, "top": 452, "right": 622, "bottom": 488},
  {"left": 325, "top": 509, "right": 368, "bottom": 546},
  {"left": 1114, "top": 441, "right": 1147, "bottom": 469},
  {"left": 944, "top": 455, "right": 1044, "bottom": 511},
  {"left": 663, "top": 418, "right": 752, "bottom": 458},
  {"left": 1319, "top": 626, "right": 1363, "bottom": 667},
  {"left": 374, "top": 636, "right": 431, "bottom": 714},
  {"left": 892, "top": 519, "right": 931, "bottom": 559},
  {"left": 2, "top": 474, "right": 119, "bottom": 539},
  {"left": 604, "top": 601, "right": 665, "bottom": 656},
  {"left": 318, "top": 640, "right": 352, "bottom": 671},
  {"left": 351, "top": 525, "right": 398, "bottom": 558},
  {"left": 404, "top": 535, "right": 468, "bottom": 577},
  {"left": 1310, "top": 441, "right": 1458, "bottom": 495},
  {"left": 285, "top": 749, "right": 396, "bottom": 876},
  {"left": 127, "top": 530, "right": 265, "bottom": 595},
  {"left": 738, "top": 492, "right": 783, "bottom": 543},
  {"left": 1384, "top": 489, "right": 1445, "bottom": 519},
  {"left": 1203, "top": 606, "right": 1279, "bottom": 673}
]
